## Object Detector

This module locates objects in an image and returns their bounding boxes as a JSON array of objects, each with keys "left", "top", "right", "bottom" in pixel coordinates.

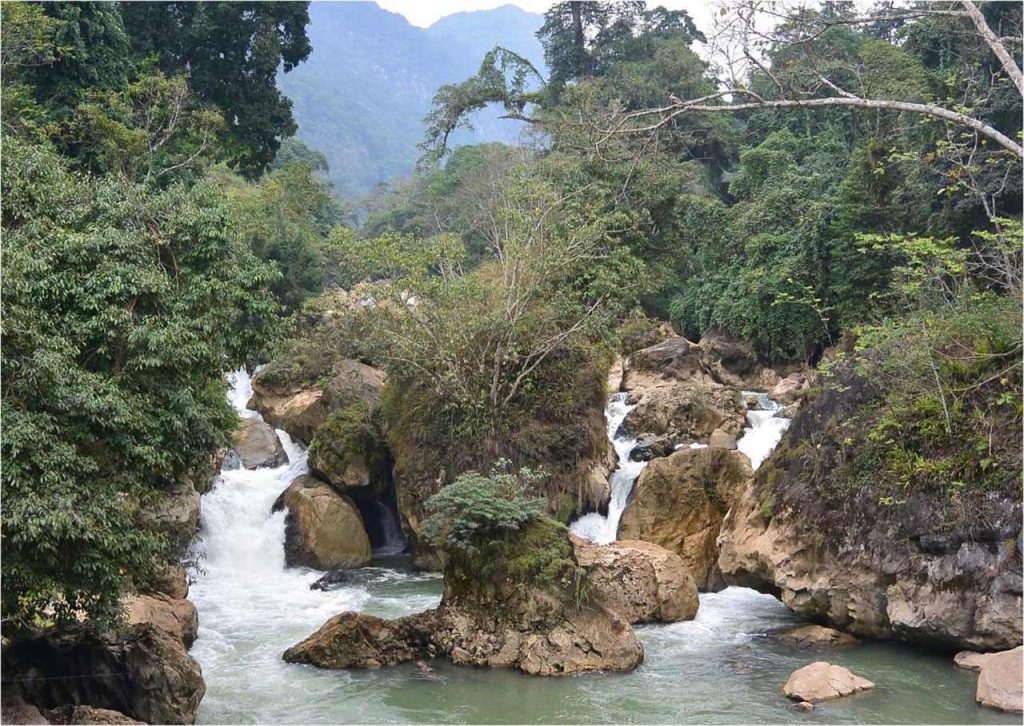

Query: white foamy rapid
[
  {"left": 570, "top": 392, "right": 648, "bottom": 545},
  {"left": 189, "top": 369, "right": 440, "bottom": 722},
  {"left": 736, "top": 391, "right": 791, "bottom": 470}
]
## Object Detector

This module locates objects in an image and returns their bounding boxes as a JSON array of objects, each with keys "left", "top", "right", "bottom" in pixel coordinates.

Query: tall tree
[{"left": 120, "top": 1, "right": 312, "bottom": 176}]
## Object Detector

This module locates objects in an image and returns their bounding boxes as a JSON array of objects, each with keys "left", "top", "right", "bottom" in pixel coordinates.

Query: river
[{"left": 188, "top": 371, "right": 1016, "bottom": 724}]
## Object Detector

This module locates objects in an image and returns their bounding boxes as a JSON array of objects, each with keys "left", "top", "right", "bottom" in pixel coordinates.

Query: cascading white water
[
  {"left": 570, "top": 392, "right": 648, "bottom": 545},
  {"left": 736, "top": 392, "right": 791, "bottom": 471},
  {"left": 189, "top": 369, "right": 440, "bottom": 722}
]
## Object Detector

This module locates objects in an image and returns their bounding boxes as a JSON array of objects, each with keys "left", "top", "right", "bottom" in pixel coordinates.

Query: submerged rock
[
  {"left": 274, "top": 475, "right": 372, "bottom": 570},
  {"left": 309, "top": 568, "right": 351, "bottom": 591},
  {"left": 231, "top": 417, "right": 287, "bottom": 469},
  {"left": 284, "top": 519, "right": 644, "bottom": 676},
  {"left": 955, "top": 650, "right": 993, "bottom": 672},
  {"left": 976, "top": 647, "right": 1023, "bottom": 712},
  {"left": 619, "top": 447, "right": 752, "bottom": 590},
  {"left": 775, "top": 624, "right": 860, "bottom": 648},
  {"left": 571, "top": 536, "right": 699, "bottom": 624},
  {"left": 782, "top": 662, "right": 875, "bottom": 702}
]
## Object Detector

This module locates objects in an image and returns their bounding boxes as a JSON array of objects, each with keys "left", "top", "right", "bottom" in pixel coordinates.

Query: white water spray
[
  {"left": 570, "top": 393, "right": 648, "bottom": 545},
  {"left": 736, "top": 392, "right": 791, "bottom": 471}
]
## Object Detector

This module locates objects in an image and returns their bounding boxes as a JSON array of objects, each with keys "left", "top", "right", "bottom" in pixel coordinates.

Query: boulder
[
  {"left": 310, "top": 568, "right": 350, "bottom": 591},
  {"left": 698, "top": 330, "right": 762, "bottom": 388},
  {"left": 629, "top": 336, "right": 704, "bottom": 380},
  {"left": 775, "top": 625, "right": 860, "bottom": 648},
  {"left": 3, "top": 624, "right": 205, "bottom": 725},
  {"left": 274, "top": 475, "right": 372, "bottom": 570},
  {"left": 622, "top": 378, "right": 746, "bottom": 443},
  {"left": 619, "top": 447, "right": 752, "bottom": 590},
  {"left": 46, "top": 706, "right": 142, "bottom": 724},
  {"left": 571, "top": 536, "right": 699, "bottom": 624},
  {"left": 123, "top": 593, "right": 199, "bottom": 648},
  {"left": 251, "top": 359, "right": 385, "bottom": 445},
  {"left": 954, "top": 650, "right": 993, "bottom": 672},
  {"left": 230, "top": 418, "right": 287, "bottom": 469},
  {"left": 628, "top": 434, "right": 674, "bottom": 462},
  {"left": 782, "top": 662, "right": 875, "bottom": 702},
  {"left": 708, "top": 428, "right": 737, "bottom": 450},
  {"left": 307, "top": 404, "right": 391, "bottom": 499},
  {"left": 976, "top": 647, "right": 1023, "bottom": 712},
  {"left": 152, "top": 564, "right": 189, "bottom": 600},
  {"left": 284, "top": 519, "right": 644, "bottom": 676},
  {"left": 770, "top": 372, "right": 808, "bottom": 405},
  {"left": 1, "top": 698, "right": 49, "bottom": 724}
]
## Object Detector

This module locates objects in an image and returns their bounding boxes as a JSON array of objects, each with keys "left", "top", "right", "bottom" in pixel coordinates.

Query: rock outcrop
[
  {"left": 571, "top": 536, "right": 699, "bottom": 624},
  {"left": 230, "top": 417, "right": 287, "bottom": 469},
  {"left": 274, "top": 475, "right": 372, "bottom": 570},
  {"left": 46, "top": 705, "right": 143, "bottom": 724},
  {"left": 620, "top": 336, "right": 747, "bottom": 447},
  {"left": 284, "top": 520, "right": 644, "bottom": 676},
  {"left": 250, "top": 358, "right": 385, "bottom": 445},
  {"left": 718, "top": 370, "right": 1023, "bottom": 651},
  {"left": 3, "top": 624, "right": 205, "bottom": 725},
  {"left": 976, "top": 647, "right": 1023, "bottom": 712},
  {"left": 123, "top": 593, "right": 199, "bottom": 648},
  {"left": 782, "top": 662, "right": 875, "bottom": 702},
  {"left": 619, "top": 447, "right": 752, "bottom": 590}
]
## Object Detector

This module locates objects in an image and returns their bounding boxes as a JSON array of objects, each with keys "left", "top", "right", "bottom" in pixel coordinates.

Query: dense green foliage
[
  {"left": 1, "top": 0, "right": 313, "bottom": 633},
  {"left": 421, "top": 463, "right": 547, "bottom": 555}
]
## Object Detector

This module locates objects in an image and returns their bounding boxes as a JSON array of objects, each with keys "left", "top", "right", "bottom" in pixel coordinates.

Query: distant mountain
[{"left": 278, "top": 2, "right": 545, "bottom": 197}]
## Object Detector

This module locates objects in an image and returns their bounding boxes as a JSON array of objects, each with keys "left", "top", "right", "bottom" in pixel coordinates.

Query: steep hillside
[{"left": 278, "top": 2, "right": 544, "bottom": 195}]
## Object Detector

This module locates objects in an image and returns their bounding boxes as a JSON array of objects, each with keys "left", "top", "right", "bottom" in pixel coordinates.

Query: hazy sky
[{"left": 376, "top": 0, "right": 719, "bottom": 36}]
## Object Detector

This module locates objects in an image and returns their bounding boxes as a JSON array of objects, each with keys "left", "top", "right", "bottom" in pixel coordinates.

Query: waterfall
[
  {"left": 736, "top": 392, "right": 791, "bottom": 471},
  {"left": 570, "top": 393, "right": 648, "bottom": 545}
]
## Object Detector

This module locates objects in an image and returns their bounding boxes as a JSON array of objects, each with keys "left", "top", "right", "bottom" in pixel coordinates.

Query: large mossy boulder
[
  {"left": 571, "top": 535, "right": 699, "bottom": 624},
  {"left": 619, "top": 447, "right": 752, "bottom": 590},
  {"left": 284, "top": 519, "right": 644, "bottom": 676},
  {"left": 230, "top": 417, "right": 287, "bottom": 469},
  {"left": 250, "top": 358, "right": 385, "bottom": 445},
  {"left": 307, "top": 403, "right": 391, "bottom": 498},
  {"left": 718, "top": 368, "right": 1022, "bottom": 651},
  {"left": 274, "top": 475, "right": 372, "bottom": 570}
]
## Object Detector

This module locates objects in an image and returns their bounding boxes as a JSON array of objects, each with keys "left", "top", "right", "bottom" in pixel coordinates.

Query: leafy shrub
[{"left": 420, "top": 462, "right": 547, "bottom": 555}]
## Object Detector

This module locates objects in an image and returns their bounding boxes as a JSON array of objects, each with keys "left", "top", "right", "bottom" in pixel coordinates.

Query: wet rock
[
  {"left": 231, "top": 418, "right": 287, "bottom": 469},
  {"left": 976, "top": 647, "right": 1023, "bottom": 712},
  {"left": 285, "top": 520, "right": 644, "bottom": 676},
  {"left": 46, "top": 705, "right": 142, "bottom": 724},
  {"left": 3, "top": 624, "right": 205, "bottom": 725},
  {"left": 775, "top": 624, "right": 860, "bottom": 648},
  {"left": 619, "top": 447, "right": 752, "bottom": 590},
  {"left": 954, "top": 650, "right": 993, "bottom": 672},
  {"left": 123, "top": 593, "right": 199, "bottom": 648},
  {"left": 783, "top": 662, "right": 874, "bottom": 702},
  {"left": 794, "top": 701, "right": 814, "bottom": 712},
  {"left": 571, "top": 536, "right": 699, "bottom": 623},
  {"left": 629, "top": 434, "right": 673, "bottom": 462},
  {"left": 708, "top": 428, "right": 737, "bottom": 450},
  {"left": 221, "top": 448, "right": 241, "bottom": 471},
  {"left": 275, "top": 475, "right": 372, "bottom": 570},
  {"left": 310, "top": 568, "right": 351, "bottom": 591}
]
